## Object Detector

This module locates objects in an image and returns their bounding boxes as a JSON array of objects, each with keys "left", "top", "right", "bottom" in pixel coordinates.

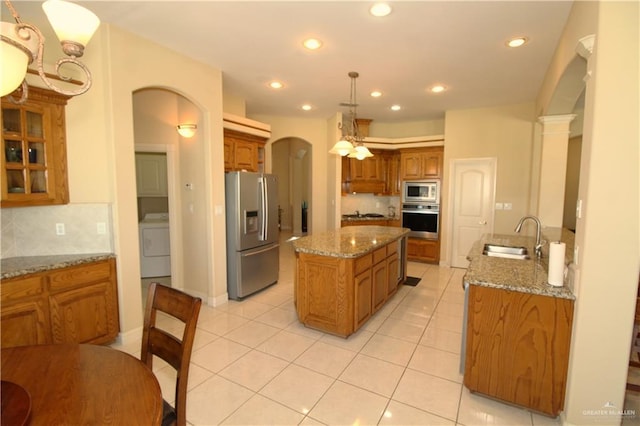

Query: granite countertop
[
  {"left": 464, "top": 231, "right": 575, "bottom": 300},
  {"left": 1, "top": 253, "right": 115, "bottom": 280},
  {"left": 292, "top": 226, "right": 410, "bottom": 258}
]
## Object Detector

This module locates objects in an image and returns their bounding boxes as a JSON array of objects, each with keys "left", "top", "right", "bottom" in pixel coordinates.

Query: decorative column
[{"left": 536, "top": 114, "right": 576, "bottom": 227}]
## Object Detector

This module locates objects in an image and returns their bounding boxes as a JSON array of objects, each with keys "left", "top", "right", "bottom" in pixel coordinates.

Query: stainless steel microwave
[{"left": 402, "top": 180, "right": 440, "bottom": 204}]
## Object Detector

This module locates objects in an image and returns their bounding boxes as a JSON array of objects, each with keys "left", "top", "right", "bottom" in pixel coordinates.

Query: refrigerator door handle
[
  {"left": 240, "top": 243, "right": 280, "bottom": 257},
  {"left": 260, "top": 176, "right": 268, "bottom": 241}
]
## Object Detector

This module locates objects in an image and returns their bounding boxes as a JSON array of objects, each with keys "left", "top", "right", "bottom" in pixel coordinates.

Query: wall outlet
[
  {"left": 55, "top": 223, "right": 65, "bottom": 235},
  {"left": 97, "top": 222, "right": 107, "bottom": 235}
]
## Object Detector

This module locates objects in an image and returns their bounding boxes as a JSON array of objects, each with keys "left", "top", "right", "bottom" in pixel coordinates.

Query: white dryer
[{"left": 138, "top": 213, "right": 171, "bottom": 278}]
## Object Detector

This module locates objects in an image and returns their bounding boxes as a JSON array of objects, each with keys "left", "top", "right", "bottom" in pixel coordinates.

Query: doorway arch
[{"left": 271, "top": 137, "right": 312, "bottom": 235}]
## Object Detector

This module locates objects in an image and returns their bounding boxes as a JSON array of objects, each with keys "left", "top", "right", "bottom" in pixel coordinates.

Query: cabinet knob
[{"left": 479, "top": 221, "right": 487, "bottom": 225}]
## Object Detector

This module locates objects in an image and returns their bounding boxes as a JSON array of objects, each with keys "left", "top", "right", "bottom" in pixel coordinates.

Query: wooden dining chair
[{"left": 141, "top": 282, "right": 202, "bottom": 426}]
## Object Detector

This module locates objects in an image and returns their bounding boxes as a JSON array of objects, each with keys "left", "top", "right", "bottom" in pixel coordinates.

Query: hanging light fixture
[
  {"left": 1, "top": 0, "right": 100, "bottom": 104},
  {"left": 329, "top": 71, "right": 373, "bottom": 160}
]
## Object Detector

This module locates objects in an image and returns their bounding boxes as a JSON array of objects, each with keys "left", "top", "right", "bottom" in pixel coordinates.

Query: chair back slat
[{"left": 141, "top": 283, "right": 201, "bottom": 426}]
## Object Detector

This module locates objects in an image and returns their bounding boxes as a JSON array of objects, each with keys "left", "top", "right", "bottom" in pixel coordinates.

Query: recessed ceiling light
[
  {"left": 269, "top": 81, "right": 284, "bottom": 89},
  {"left": 390, "top": 105, "right": 401, "bottom": 111},
  {"left": 507, "top": 37, "right": 528, "bottom": 48},
  {"left": 430, "top": 85, "right": 447, "bottom": 93},
  {"left": 301, "top": 104, "right": 312, "bottom": 111},
  {"left": 370, "top": 3, "right": 392, "bottom": 17},
  {"left": 303, "top": 38, "right": 323, "bottom": 50},
  {"left": 370, "top": 91, "right": 382, "bottom": 98}
]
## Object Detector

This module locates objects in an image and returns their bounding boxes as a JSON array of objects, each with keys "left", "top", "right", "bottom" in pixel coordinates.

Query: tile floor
[{"left": 115, "top": 234, "right": 638, "bottom": 425}]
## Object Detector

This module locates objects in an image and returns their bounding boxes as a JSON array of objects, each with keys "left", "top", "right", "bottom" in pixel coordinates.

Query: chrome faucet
[
  {"left": 514, "top": 215, "right": 543, "bottom": 258},
  {"left": 355, "top": 210, "right": 360, "bottom": 217}
]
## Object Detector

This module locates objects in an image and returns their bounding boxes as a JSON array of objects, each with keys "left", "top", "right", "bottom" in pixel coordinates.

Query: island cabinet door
[
  {"left": 354, "top": 268, "right": 372, "bottom": 329},
  {"left": 296, "top": 253, "right": 356, "bottom": 337},
  {"left": 463, "top": 285, "right": 574, "bottom": 416},
  {"left": 371, "top": 247, "right": 388, "bottom": 313}
]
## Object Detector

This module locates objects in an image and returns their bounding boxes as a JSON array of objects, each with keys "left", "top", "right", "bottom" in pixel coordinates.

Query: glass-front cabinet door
[{"left": 1, "top": 87, "right": 70, "bottom": 207}]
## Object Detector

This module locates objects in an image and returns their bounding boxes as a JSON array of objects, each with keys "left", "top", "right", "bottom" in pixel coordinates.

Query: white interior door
[{"left": 450, "top": 158, "right": 496, "bottom": 268}]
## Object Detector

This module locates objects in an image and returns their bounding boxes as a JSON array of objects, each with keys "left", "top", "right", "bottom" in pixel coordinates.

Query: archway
[{"left": 271, "top": 137, "right": 312, "bottom": 235}]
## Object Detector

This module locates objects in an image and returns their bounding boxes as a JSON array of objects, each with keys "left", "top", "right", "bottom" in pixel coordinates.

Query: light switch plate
[{"left": 55, "top": 223, "right": 65, "bottom": 235}]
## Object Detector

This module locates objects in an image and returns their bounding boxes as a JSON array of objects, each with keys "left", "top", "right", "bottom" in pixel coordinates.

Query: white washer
[{"left": 138, "top": 213, "right": 171, "bottom": 278}]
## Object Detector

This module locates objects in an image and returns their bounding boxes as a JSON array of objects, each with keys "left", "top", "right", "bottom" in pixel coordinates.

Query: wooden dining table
[{"left": 1, "top": 343, "right": 163, "bottom": 425}]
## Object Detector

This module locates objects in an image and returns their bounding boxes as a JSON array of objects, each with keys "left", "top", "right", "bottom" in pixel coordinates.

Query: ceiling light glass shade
[
  {"left": 42, "top": 0, "right": 100, "bottom": 54},
  {"left": 329, "top": 139, "right": 354, "bottom": 156},
  {"left": 370, "top": 3, "right": 392, "bottom": 17},
  {"left": 176, "top": 124, "right": 197, "bottom": 138},
  {"left": 0, "top": 22, "right": 38, "bottom": 96},
  {"left": 347, "top": 145, "right": 373, "bottom": 160}
]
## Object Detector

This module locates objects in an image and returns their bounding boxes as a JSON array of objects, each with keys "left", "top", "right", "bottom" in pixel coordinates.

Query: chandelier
[
  {"left": 1, "top": 0, "right": 100, "bottom": 104},
  {"left": 329, "top": 71, "right": 373, "bottom": 160}
]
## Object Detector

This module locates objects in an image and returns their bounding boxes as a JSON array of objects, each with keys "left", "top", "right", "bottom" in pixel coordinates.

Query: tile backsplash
[
  {"left": 1, "top": 203, "right": 113, "bottom": 258},
  {"left": 341, "top": 194, "right": 401, "bottom": 219}
]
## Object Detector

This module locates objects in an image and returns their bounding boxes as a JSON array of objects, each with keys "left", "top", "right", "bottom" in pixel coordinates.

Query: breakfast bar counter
[{"left": 292, "top": 226, "right": 410, "bottom": 337}]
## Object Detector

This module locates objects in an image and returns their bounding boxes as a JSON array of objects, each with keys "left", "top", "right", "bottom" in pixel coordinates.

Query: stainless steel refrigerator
[{"left": 225, "top": 171, "right": 279, "bottom": 299}]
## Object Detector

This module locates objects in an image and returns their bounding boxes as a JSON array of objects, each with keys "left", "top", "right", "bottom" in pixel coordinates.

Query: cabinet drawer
[
  {"left": 373, "top": 247, "right": 387, "bottom": 264},
  {"left": 49, "top": 261, "right": 112, "bottom": 292},
  {"left": 1, "top": 275, "right": 45, "bottom": 304},
  {"left": 354, "top": 254, "right": 372, "bottom": 275},
  {"left": 387, "top": 242, "right": 398, "bottom": 257}
]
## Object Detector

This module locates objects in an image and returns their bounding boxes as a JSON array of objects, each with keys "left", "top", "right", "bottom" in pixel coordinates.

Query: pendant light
[{"left": 329, "top": 71, "right": 373, "bottom": 160}]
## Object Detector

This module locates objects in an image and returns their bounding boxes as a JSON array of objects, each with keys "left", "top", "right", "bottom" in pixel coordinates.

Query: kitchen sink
[
  {"left": 482, "top": 244, "right": 530, "bottom": 260},
  {"left": 363, "top": 213, "right": 385, "bottom": 218}
]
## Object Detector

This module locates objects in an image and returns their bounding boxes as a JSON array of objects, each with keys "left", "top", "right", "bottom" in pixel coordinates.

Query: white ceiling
[{"left": 4, "top": 1, "right": 574, "bottom": 123}]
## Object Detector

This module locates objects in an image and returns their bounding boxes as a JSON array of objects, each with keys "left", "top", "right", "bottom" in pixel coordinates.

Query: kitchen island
[
  {"left": 463, "top": 231, "right": 575, "bottom": 417},
  {"left": 292, "top": 226, "right": 409, "bottom": 337}
]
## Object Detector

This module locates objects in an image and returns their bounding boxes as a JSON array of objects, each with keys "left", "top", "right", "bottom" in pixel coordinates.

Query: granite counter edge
[{"left": 1, "top": 253, "right": 116, "bottom": 280}]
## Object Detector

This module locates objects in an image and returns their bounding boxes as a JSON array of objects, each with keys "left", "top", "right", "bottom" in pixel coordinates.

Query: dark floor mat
[{"left": 404, "top": 276, "right": 421, "bottom": 286}]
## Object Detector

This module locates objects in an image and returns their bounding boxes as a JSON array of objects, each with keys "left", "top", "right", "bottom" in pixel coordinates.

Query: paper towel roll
[{"left": 548, "top": 241, "right": 566, "bottom": 287}]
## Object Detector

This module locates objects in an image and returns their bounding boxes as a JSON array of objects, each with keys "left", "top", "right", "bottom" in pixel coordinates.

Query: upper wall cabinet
[
  {"left": 224, "top": 129, "right": 267, "bottom": 173},
  {"left": 400, "top": 147, "right": 443, "bottom": 180},
  {"left": 1, "top": 87, "right": 71, "bottom": 208},
  {"left": 222, "top": 114, "right": 271, "bottom": 174},
  {"left": 135, "top": 153, "right": 168, "bottom": 197}
]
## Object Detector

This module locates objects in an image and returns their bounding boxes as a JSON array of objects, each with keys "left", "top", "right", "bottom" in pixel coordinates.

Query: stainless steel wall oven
[{"left": 401, "top": 203, "right": 439, "bottom": 239}]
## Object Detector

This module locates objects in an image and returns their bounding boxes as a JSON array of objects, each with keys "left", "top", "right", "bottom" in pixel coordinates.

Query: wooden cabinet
[
  {"left": 1, "top": 86, "right": 70, "bottom": 208},
  {"left": 224, "top": 128, "right": 266, "bottom": 172},
  {"left": 1, "top": 258, "right": 120, "bottom": 348},
  {"left": 400, "top": 147, "right": 443, "bottom": 180},
  {"left": 464, "top": 285, "right": 574, "bottom": 416},
  {"left": 296, "top": 238, "right": 406, "bottom": 337},
  {"left": 407, "top": 237, "right": 439, "bottom": 263},
  {"left": 341, "top": 219, "right": 389, "bottom": 227},
  {"left": 135, "top": 153, "right": 168, "bottom": 196},
  {"left": 342, "top": 152, "right": 385, "bottom": 194}
]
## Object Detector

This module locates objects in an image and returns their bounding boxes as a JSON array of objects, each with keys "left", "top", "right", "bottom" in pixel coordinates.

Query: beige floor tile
[
  {"left": 360, "top": 333, "right": 417, "bottom": 366},
  {"left": 393, "top": 369, "right": 462, "bottom": 421},
  {"left": 256, "top": 329, "right": 317, "bottom": 362},
  {"left": 220, "top": 394, "right": 305, "bottom": 425},
  {"left": 223, "top": 299, "right": 275, "bottom": 319},
  {"left": 380, "top": 400, "right": 455, "bottom": 425},
  {"left": 457, "top": 388, "right": 533, "bottom": 425},
  {"left": 254, "top": 306, "right": 298, "bottom": 329},
  {"left": 223, "top": 320, "right": 281, "bottom": 348},
  {"left": 308, "top": 380, "right": 389, "bottom": 425},
  {"left": 218, "top": 349, "right": 288, "bottom": 391},
  {"left": 408, "top": 345, "right": 463, "bottom": 383},
  {"left": 294, "top": 340, "right": 357, "bottom": 378},
  {"left": 186, "top": 375, "right": 253, "bottom": 425},
  {"left": 420, "top": 325, "right": 463, "bottom": 354},
  {"left": 318, "top": 328, "right": 374, "bottom": 352},
  {"left": 339, "top": 353, "right": 405, "bottom": 397},
  {"left": 197, "top": 312, "right": 249, "bottom": 336},
  {"left": 191, "top": 337, "right": 250, "bottom": 373},
  {"left": 429, "top": 311, "right": 465, "bottom": 333},
  {"left": 377, "top": 316, "right": 426, "bottom": 342},
  {"left": 259, "top": 364, "right": 334, "bottom": 414}
]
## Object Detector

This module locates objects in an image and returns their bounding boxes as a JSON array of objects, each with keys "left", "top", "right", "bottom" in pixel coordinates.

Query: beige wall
[
  {"left": 551, "top": 2, "right": 639, "bottom": 424},
  {"left": 62, "top": 24, "right": 226, "bottom": 339},
  {"left": 251, "top": 115, "right": 333, "bottom": 233},
  {"left": 440, "top": 102, "right": 536, "bottom": 265},
  {"left": 369, "top": 119, "right": 445, "bottom": 138}
]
